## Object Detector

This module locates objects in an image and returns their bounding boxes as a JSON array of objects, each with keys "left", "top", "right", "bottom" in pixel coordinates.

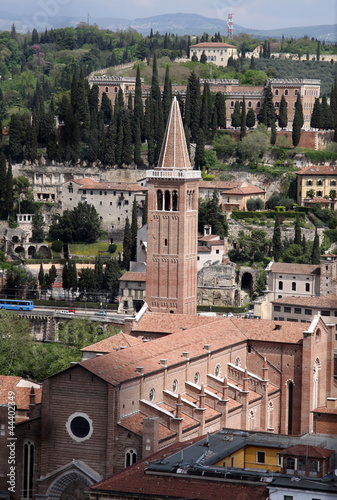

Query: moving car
[{"left": 94, "top": 310, "right": 107, "bottom": 316}]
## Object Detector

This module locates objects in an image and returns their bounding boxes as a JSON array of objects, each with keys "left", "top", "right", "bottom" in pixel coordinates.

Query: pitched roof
[
  {"left": 72, "top": 178, "right": 147, "bottom": 192},
  {"left": 221, "top": 184, "right": 265, "bottom": 195},
  {"left": 296, "top": 165, "right": 337, "bottom": 176},
  {"left": 199, "top": 180, "right": 242, "bottom": 190},
  {"left": 280, "top": 444, "right": 334, "bottom": 459},
  {"left": 81, "top": 332, "right": 143, "bottom": 353},
  {"left": 190, "top": 42, "right": 237, "bottom": 49},
  {"left": 0, "top": 376, "right": 42, "bottom": 410},
  {"left": 157, "top": 97, "right": 191, "bottom": 170},
  {"left": 269, "top": 262, "right": 320, "bottom": 275},
  {"left": 78, "top": 315, "right": 309, "bottom": 386},
  {"left": 271, "top": 295, "right": 337, "bottom": 309},
  {"left": 119, "top": 272, "right": 146, "bottom": 282}
]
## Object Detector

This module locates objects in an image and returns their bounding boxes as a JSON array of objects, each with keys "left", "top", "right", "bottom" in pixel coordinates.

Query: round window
[
  {"left": 172, "top": 379, "right": 178, "bottom": 393},
  {"left": 215, "top": 364, "right": 221, "bottom": 378},
  {"left": 70, "top": 416, "right": 90, "bottom": 438},
  {"left": 194, "top": 372, "right": 200, "bottom": 385},
  {"left": 149, "top": 388, "right": 155, "bottom": 401},
  {"left": 66, "top": 412, "right": 93, "bottom": 442}
]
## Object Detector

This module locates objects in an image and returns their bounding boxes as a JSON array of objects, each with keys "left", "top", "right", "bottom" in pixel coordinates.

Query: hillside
[{"left": 0, "top": 10, "right": 336, "bottom": 41}]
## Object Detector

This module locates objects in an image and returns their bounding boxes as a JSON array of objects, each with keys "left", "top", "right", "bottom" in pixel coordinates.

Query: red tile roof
[
  {"left": 0, "top": 376, "right": 42, "bottom": 410},
  {"left": 271, "top": 295, "right": 337, "bottom": 309},
  {"left": 190, "top": 42, "right": 237, "bottom": 49},
  {"left": 90, "top": 441, "right": 268, "bottom": 499},
  {"left": 312, "top": 405, "right": 337, "bottom": 415},
  {"left": 72, "top": 178, "right": 147, "bottom": 192},
  {"left": 269, "top": 262, "right": 320, "bottom": 275},
  {"left": 119, "top": 272, "right": 146, "bottom": 282},
  {"left": 221, "top": 185, "right": 265, "bottom": 195},
  {"left": 199, "top": 181, "right": 242, "bottom": 189},
  {"left": 131, "top": 311, "right": 223, "bottom": 334},
  {"left": 280, "top": 444, "right": 334, "bottom": 459},
  {"left": 119, "top": 412, "right": 176, "bottom": 441},
  {"left": 296, "top": 165, "right": 337, "bottom": 176},
  {"left": 81, "top": 332, "right": 143, "bottom": 353}
]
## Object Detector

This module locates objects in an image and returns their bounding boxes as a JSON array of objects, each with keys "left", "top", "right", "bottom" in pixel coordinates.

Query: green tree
[
  {"left": 162, "top": 65, "right": 172, "bottom": 124},
  {"left": 134, "top": 65, "right": 143, "bottom": 125},
  {"left": 131, "top": 198, "right": 138, "bottom": 261},
  {"left": 188, "top": 71, "right": 201, "bottom": 140},
  {"left": 194, "top": 128, "right": 205, "bottom": 169},
  {"left": 215, "top": 92, "right": 226, "bottom": 128},
  {"left": 232, "top": 101, "right": 241, "bottom": 129},
  {"left": 246, "top": 108, "right": 256, "bottom": 129},
  {"left": 122, "top": 111, "right": 133, "bottom": 165},
  {"left": 237, "top": 124, "right": 269, "bottom": 166},
  {"left": 142, "top": 193, "right": 148, "bottom": 226},
  {"left": 200, "top": 51, "right": 207, "bottom": 64},
  {"left": 240, "top": 98, "right": 247, "bottom": 140},
  {"left": 311, "top": 229, "right": 320, "bottom": 265},
  {"left": 0, "top": 152, "right": 6, "bottom": 210},
  {"left": 311, "top": 98, "right": 322, "bottom": 129},
  {"left": 292, "top": 108, "right": 302, "bottom": 147},
  {"left": 272, "top": 215, "right": 282, "bottom": 262},
  {"left": 258, "top": 83, "right": 275, "bottom": 127},
  {"left": 32, "top": 213, "right": 45, "bottom": 242},
  {"left": 123, "top": 217, "right": 132, "bottom": 270},
  {"left": 103, "top": 258, "right": 122, "bottom": 300},
  {"left": 5, "top": 158, "right": 13, "bottom": 213},
  {"left": 270, "top": 118, "right": 276, "bottom": 145},
  {"left": 0, "top": 312, "right": 33, "bottom": 376},
  {"left": 38, "top": 263, "right": 45, "bottom": 288},
  {"left": 294, "top": 93, "right": 304, "bottom": 128},
  {"left": 134, "top": 117, "right": 142, "bottom": 166},
  {"left": 294, "top": 213, "right": 301, "bottom": 245},
  {"left": 278, "top": 95, "right": 288, "bottom": 129}
]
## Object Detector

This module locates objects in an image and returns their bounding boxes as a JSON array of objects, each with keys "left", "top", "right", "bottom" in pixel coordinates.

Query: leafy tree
[
  {"left": 123, "top": 217, "right": 132, "bottom": 270},
  {"left": 246, "top": 108, "right": 256, "bottom": 129},
  {"left": 240, "top": 98, "right": 247, "bottom": 140},
  {"left": 5, "top": 158, "right": 13, "bottom": 213},
  {"left": 237, "top": 124, "right": 269, "bottom": 166},
  {"left": 232, "top": 101, "right": 241, "bottom": 129},
  {"left": 279, "top": 95, "right": 288, "bottom": 129},
  {"left": 103, "top": 258, "right": 123, "bottom": 300},
  {"left": 32, "top": 212, "right": 45, "bottom": 242},
  {"left": 272, "top": 215, "right": 282, "bottom": 262},
  {"left": 200, "top": 51, "right": 207, "bottom": 64},
  {"left": 49, "top": 203, "right": 101, "bottom": 243},
  {"left": 0, "top": 312, "right": 33, "bottom": 376},
  {"left": 307, "top": 189, "right": 316, "bottom": 199},
  {"left": 294, "top": 213, "right": 301, "bottom": 245},
  {"left": 311, "top": 229, "right": 320, "bottom": 265},
  {"left": 198, "top": 191, "right": 227, "bottom": 238},
  {"left": 311, "top": 98, "right": 322, "bottom": 129}
]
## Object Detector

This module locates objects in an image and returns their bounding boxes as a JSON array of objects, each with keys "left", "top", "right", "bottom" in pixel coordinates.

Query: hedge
[
  {"left": 231, "top": 210, "right": 305, "bottom": 220},
  {"left": 197, "top": 305, "right": 252, "bottom": 313},
  {"left": 34, "top": 299, "right": 118, "bottom": 310}
]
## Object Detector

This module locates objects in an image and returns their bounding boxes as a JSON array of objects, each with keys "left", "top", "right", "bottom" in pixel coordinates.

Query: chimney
[
  {"left": 182, "top": 351, "right": 189, "bottom": 360},
  {"left": 29, "top": 386, "right": 36, "bottom": 407},
  {"left": 203, "top": 344, "right": 211, "bottom": 352},
  {"left": 327, "top": 398, "right": 337, "bottom": 409},
  {"left": 160, "top": 359, "right": 167, "bottom": 367},
  {"left": 136, "top": 367, "right": 144, "bottom": 375}
]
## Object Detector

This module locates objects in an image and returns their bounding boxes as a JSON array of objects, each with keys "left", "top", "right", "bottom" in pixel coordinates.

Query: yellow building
[
  {"left": 189, "top": 42, "right": 238, "bottom": 66},
  {"left": 296, "top": 164, "right": 337, "bottom": 209},
  {"left": 214, "top": 445, "right": 281, "bottom": 472}
]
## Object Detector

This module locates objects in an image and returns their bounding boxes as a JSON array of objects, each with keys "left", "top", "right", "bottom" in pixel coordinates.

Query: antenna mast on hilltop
[{"left": 227, "top": 13, "right": 234, "bottom": 40}]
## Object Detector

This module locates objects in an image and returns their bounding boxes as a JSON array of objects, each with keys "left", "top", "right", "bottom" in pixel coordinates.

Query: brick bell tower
[{"left": 146, "top": 97, "right": 201, "bottom": 315}]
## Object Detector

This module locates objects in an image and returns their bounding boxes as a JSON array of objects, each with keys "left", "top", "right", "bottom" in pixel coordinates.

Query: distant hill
[{"left": 0, "top": 10, "right": 336, "bottom": 41}]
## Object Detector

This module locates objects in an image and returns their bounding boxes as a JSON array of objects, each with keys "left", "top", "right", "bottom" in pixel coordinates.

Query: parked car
[
  {"left": 68, "top": 308, "right": 76, "bottom": 313},
  {"left": 227, "top": 312, "right": 234, "bottom": 318},
  {"left": 94, "top": 310, "right": 107, "bottom": 316},
  {"left": 60, "top": 310, "right": 75, "bottom": 315}
]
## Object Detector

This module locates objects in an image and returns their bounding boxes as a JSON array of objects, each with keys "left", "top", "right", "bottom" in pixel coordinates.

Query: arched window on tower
[
  {"left": 165, "top": 190, "right": 171, "bottom": 211},
  {"left": 23, "top": 441, "right": 34, "bottom": 499},
  {"left": 157, "top": 190, "right": 163, "bottom": 210},
  {"left": 125, "top": 448, "right": 137, "bottom": 468},
  {"left": 172, "top": 191, "right": 178, "bottom": 211}
]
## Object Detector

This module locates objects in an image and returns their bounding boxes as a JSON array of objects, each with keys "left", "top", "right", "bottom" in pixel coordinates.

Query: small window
[
  {"left": 294, "top": 308, "right": 301, "bottom": 314},
  {"left": 172, "top": 379, "right": 178, "bottom": 393},
  {"left": 292, "top": 282, "right": 296, "bottom": 291},
  {"left": 90, "top": 190, "right": 93, "bottom": 195},
  {"left": 275, "top": 89, "right": 279, "bottom": 96},
  {"left": 83, "top": 189, "right": 86, "bottom": 194},
  {"left": 284, "top": 306, "right": 291, "bottom": 313},
  {"left": 231, "top": 456, "right": 235, "bottom": 467},
  {"left": 100, "top": 191, "right": 102, "bottom": 195},
  {"left": 306, "top": 283, "right": 310, "bottom": 292},
  {"left": 257, "top": 451, "right": 265, "bottom": 464},
  {"left": 321, "top": 310, "right": 330, "bottom": 316},
  {"left": 105, "top": 86, "right": 109, "bottom": 93},
  {"left": 278, "top": 281, "right": 283, "bottom": 290},
  {"left": 256, "top": 101, "right": 261, "bottom": 108},
  {"left": 149, "top": 388, "right": 155, "bottom": 401},
  {"left": 284, "top": 496, "right": 293, "bottom": 500},
  {"left": 284, "top": 89, "right": 289, "bottom": 96},
  {"left": 294, "top": 89, "right": 298, "bottom": 96},
  {"left": 274, "top": 305, "right": 281, "bottom": 312},
  {"left": 305, "top": 309, "right": 312, "bottom": 315},
  {"left": 194, "top": 372, "right": 200, "bottom": 385},
  {"left": 215, "top": 364, "right": 221, "bottom": 378}
]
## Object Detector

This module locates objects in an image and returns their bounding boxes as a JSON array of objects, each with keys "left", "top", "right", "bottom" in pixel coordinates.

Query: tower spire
[{"left": 157, "top": 97, "right": 191, "bottom": 170}]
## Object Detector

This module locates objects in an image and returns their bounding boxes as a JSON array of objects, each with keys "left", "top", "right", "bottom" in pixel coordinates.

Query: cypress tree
[
  {"left": 321, "top": 95, "right": 333, "bottom": 129},
  {"left": 122, "top": 111, "right": 133, "bottom": 165},
  {"left": 311, "top": 229, "right": 320, "bottom": 265},
  {"left": 115, "top": 121, "right": 123, "bottom": 166},
  {"left": 88, "top": 84, "right": 99, "bottom": 114},
  {"left": 184, "top": 85, "right": 191, "bottom": 129},
  {"left": 101, "top": 92, "right": 113, "bottom": 124},
  {"left": 250, "top": 56, "right": 255, "bottom": 69},
  {"left": 272, "top": 215, "right": 282, "bottom": 262},
  {"left": 154, "top": 98, "right": 165, "bottom": 164},
  {"left": 131, "top": 199, "right": 138, "bottom": 261},
  {"left": 128, "top": 93, "right": 133, "bottom": 113},
  {"left": 142, "top": 97, "right": 153, "bottom": 141},
  {"left": 246, "top": 108, "right": 255, "bottom": 129},
  {"left": 147, "top": 133, "right": 155, "bottom": 166},
  {"left": 25, "top": 123, "right": 38, "bottom": 162},
  {"left": 188, "top": 71, "right": 201, "bottom": 140},
  {"left": 134, "top": 65, "right": 143, "bottom": 125},
  {"left": 302, "top": 235, "right": 306, "bottom": 252},
  {"left": 71, "top": 111, "right": 81, "bottom": 163},
  {"left": 162, "top": 65, "right": 172, "bottom": 124},
  {"left": 240, "top": 98, "right": 247, "bottom": 140},
  {"left": 9, "top": 114, "right": 24, "bottom": 161},
  {"left": 38, "top": 263, "right": 45, "bottom": 287},
  {"left": 212, "top": 107, "right": 218, "bottom": 135},
  {"left": 279, "top": 94, "right": 288, "bottom": 129},
  {"left": 134, "top": 117, "right": 142, "bottom": 166},
  {"left": 294, "top": 93, "right": 304, "bottom": 128},
  {"left": 294, "top": 213, "right": 301, "bottom": 245},
  {"left": 32, "top": 213, "right": 45, "bottom": 242},
  {"left": 104, "top": 119, "right": 116, "bottom": 166},
  {"left": 258, "top": 83, "right": 275, "bottom": 127},
  {"left": 292, "top": 108, "right": 302, "bottom": 147},
  {"left": 200, "top": 83, "right": 209, "bottom": 135},
  {"left": 232, "top": 101, "right": 241, "bottom": 129},
  {"left": 270, "top": 118, "right": 276, "bottom": 145},
  {"left": 87, "top": 108, "right": 98, "bottom": 164},
  {"left": 142, "top": 193, "right": 148, "bottom": 226},
  {"left": 184, "top": 123, "right": 191, "bottom": 159},
  {"left": 316, "top": 41, "right": 321, "bottom": 61},
  {"left": 5, "top": 158, "right": 13, "bottom": 213},
  {"left": 123, "top": 217, "right": 132, "bottom": 270},
  {"left": 0, "top": 152, "right": 6, "bottom": 210},
  {"left": 215, "top": 92, "right": 226, "bottom": 128},
  {"left": 194, "top": 128, "right": 205, "bottom": 169},
  {"left": 310, "top": 98, "right": 322, "bottom": 129}
]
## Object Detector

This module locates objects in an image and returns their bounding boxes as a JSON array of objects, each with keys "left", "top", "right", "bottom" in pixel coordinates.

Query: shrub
[
  {"left": 52, "top": 240, "right": 63, "bottom": 253},
  {"left": 108, "top": 243, "right": 117, "bottom": 254}
]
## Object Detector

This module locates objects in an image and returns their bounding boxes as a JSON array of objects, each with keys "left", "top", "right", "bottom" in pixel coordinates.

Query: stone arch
[
  {"left": 46, "top": 469, "right": 95, "bottom": 500},
  {"left": 37, "top": 245, "right": 50, "bottom": 258},
  {"left": 12, "top": 235, "right": 20, "bottom": 244},
  {"left": 241, "top": 272, "right": 253, "bottom": 291},
  {"left": 15, "top": 245, "right": 25, "bottom": 255},
  {"left": 28, "top": 245, "right": 36, "bottom": 257}
]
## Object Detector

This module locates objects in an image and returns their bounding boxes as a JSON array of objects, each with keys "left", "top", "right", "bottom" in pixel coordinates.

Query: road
[{"left": 19, "top": 305, "right": 135, "bottom": 324}]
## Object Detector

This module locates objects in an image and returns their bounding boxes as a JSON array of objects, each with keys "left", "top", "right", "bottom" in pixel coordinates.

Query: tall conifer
[
  {"left": 279, "top": 95, "right": 288, "bottom": 129},
  {"left": 240, "top": 98, "right": 247, "bottom": 140}
]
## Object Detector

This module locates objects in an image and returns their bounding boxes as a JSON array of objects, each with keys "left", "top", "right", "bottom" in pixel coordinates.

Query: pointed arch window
[
  {"left": 23, "top": 441, "right": 34, "bottom": 499},
  {"left": 125, "top": 448, "right": 137, "bottom": 468},
  {"left": 164, "top": 190, "right": 171, "bottom": 211},
  {"left": 172, "top": 191, "right": 178, "bottom": 211}
]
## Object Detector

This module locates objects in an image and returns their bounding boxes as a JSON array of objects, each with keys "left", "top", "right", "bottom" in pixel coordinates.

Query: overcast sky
[{"left": 5, "top": 0, "right": 337, "bottom": 29}]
